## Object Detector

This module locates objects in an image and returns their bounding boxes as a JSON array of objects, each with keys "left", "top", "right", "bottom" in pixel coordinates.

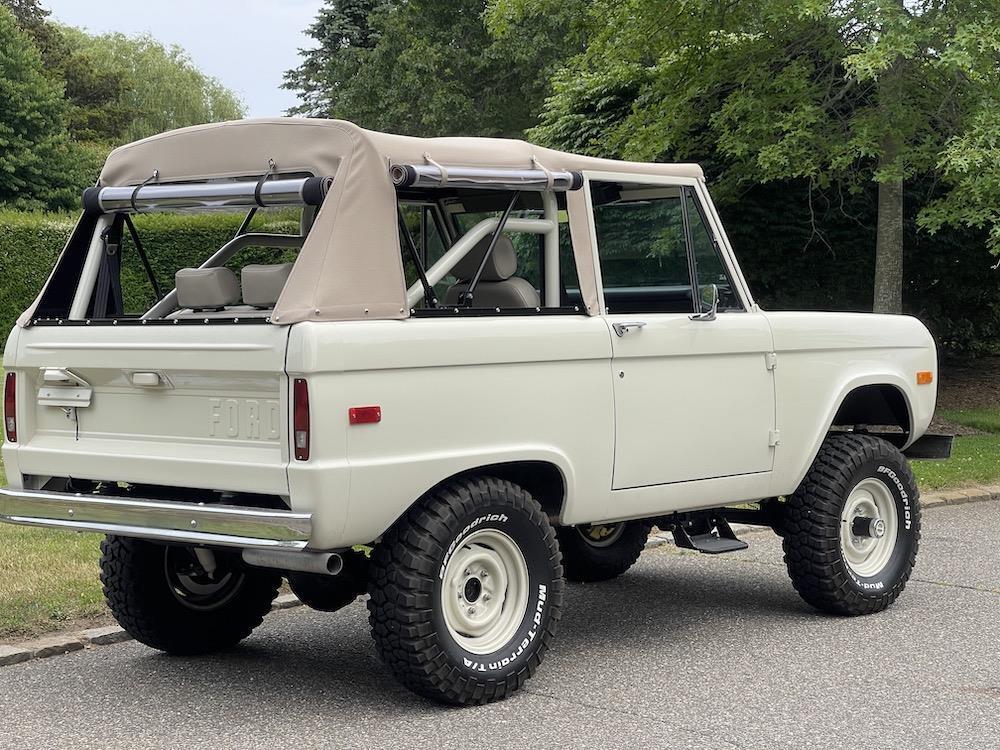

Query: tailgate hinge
[
  {"left": 37, "top": 368, "right": 92, "bottom": 408},
  {"left": 768, "top": 429, "right": 781, "bottom": 447},
  {"left": 765, "top": 352, "right": 777, "bottom": 370}
]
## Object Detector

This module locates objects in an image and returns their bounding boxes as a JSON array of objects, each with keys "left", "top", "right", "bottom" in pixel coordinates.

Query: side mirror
[{"left": 690, "top": 283, "right": 718, "bottom": 322}]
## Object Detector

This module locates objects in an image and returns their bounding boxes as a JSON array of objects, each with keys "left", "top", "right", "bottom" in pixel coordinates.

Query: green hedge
[
  {"left": 0, "top": 207, "right": 996, "bottom": 356},
  {"left": 0, "top": 212, "right": 76, "bottom": 338},
  {"left": 0, "top": 210, "right": 298, "bottom": 337}
]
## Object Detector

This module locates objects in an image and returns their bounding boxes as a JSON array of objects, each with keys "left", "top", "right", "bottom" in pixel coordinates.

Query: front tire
[
  {"left": 100, "top": 536, "right": 280, "bottom": 655},
  {"left": 556, "top": 521, "right": 652, "bottom": 582},
  {"left": 782, "top": 434, "right": 920, "bottom": 616},
  {"left": 367, "top": 476, "right": 563, "bottom": 705}
]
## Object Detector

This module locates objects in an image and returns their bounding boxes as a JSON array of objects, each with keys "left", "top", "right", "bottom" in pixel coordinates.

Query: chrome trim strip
[{"left": 0, "top": 488, "right": 311, "bottom": 550}]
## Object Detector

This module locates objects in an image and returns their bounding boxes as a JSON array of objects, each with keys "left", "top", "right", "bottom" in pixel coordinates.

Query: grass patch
[
  {"left": 914, "top": 407, "right": 1000, "bottom": 491},
  {"left": 937, "top": 408, "right": 1000, "bottom": 434},
  {"left": 913, "top": 432, "right": 1000, "bottom": 491},
  {"left": 0, "top": 460, "right": 106, "bottom": 640}
]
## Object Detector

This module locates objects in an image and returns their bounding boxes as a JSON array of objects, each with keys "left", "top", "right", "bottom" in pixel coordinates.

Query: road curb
[
  {"left": 0, "top": 593, "right": 304, "bottom": 670},
  {"left": 2, "top": 485, "right": 997, "bottom": 670}
]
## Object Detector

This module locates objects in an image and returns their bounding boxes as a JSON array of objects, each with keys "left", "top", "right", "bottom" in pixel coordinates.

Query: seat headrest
[
  {"left": 175, "top": 267, "right": 240, "bottom": 311},
  {"left": 242, "top": 263, "right": 293, "bottom": 308},
  {"left": 451, "top": 235, "right": 517, "bottom": 282}
]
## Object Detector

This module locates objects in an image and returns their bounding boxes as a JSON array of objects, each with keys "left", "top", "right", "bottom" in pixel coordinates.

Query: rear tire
[
  {"left": 100, "top": 536, "right": 280, "bottom": 655},
  {"left": 556, "top": 521, "right": 652, "bottom": 582},
  {"left": 782, "top": 434, "right": 920, "bottom": 616},
  {"left": 367, "top": 476, "right": 563, "bottom": 705}
]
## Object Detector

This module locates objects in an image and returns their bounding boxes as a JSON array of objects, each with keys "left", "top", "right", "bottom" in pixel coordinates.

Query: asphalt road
[{"left": 0, "top": 502, "right": 997, "bottom": 750}]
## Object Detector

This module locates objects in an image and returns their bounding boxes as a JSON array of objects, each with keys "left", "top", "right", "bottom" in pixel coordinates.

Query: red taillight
[
  {"left": 292, "top": 378, "right": 309, "bottom": 461},
  {"left": 4, "top": 372, "right": 16, "bottom": 443}
]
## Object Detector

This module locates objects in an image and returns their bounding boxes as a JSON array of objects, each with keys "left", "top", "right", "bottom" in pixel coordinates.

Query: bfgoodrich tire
[
  {"left": 367, "top": 476, "right": 563, "bottom": 705},
  {"left": 556, "top": 521, "right": 652, "bottom": 582},
  {"left": 100, "top": 536, "right": 280, "bottom": 655},
  {"left": 782, "top": 434, "right": 920, "bottom": 616}
]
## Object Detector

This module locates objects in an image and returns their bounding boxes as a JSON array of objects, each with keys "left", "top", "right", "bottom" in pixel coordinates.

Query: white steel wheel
[
  {"left": 440, "top": 528, "right": 529, "bottom": 655},
  {"left": 840, "top": 477, "right": 899, "bottom": 578}
]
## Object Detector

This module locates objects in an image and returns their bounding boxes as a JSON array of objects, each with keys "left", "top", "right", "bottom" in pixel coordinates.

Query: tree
[
  {"left": 284, "top": 0, "right": 587, "bottom": 138},
  {"left": 283, "top": 0, "right": 390, "bottom": 120},
  {"left": 0, "top": 6, "right": 77, "bottom": 209},
  {"left": 48, "top": 28, "right": 245, "bottom": 144},
  {"left": 490, "top": 0, "right": 1000, "bottom": 313},
  {"left": 0, "top": 0, "right": 46, "bottom": 30}
]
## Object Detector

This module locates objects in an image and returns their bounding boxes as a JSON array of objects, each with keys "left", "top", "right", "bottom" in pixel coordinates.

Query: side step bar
[
  {"left": 670, "top": 515, "right": 748, "bottom": 555},
  {"left": 0, "top": 487, "right": 312, "bottom": 551}
]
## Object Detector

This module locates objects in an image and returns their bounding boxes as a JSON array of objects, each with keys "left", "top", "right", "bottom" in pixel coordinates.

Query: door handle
[
  {"left": 131, "top": 372, "right": 161, "bottom": 387},
  {"left": 613, "top": 321, "right": 647, "bottom": 337}
]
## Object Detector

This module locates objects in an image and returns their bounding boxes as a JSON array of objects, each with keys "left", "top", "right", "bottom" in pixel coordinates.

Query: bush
[
  {"left": 0, "top": 202, "right": 996, "bottom": 357},
  {"left": 0, "top": 211, "right": 76, "bottom": 337},
  {"left": 0, "top": 210, "right": 298, "bottom": 337}
]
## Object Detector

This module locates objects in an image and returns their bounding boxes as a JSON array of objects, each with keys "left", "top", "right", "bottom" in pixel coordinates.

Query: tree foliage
[
  {"left": 284, "top": 0, "right": 587, "bottom": 137},
  {"left": 0, "top": 7, "right": 78, "bottom": 210},
  {"left": 490, "top": 0, "right": 1000, "bottom": 312},
  {"left": 46, "top": 27, "right": 245, "bottom": 144},
  {"left": 0, "top": 4, "right": 246, "bottom": 211}
]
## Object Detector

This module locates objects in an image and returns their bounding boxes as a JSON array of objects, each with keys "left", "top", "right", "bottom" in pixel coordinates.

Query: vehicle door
[{"left": 584, "top": 174, "right": 776, "bottom": 489}]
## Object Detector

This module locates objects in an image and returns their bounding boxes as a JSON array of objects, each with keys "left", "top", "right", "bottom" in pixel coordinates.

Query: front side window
[
  {"left": 590, "top": 181, "right": 742, "bottom": 313},
  {"left": 684, "top": 191, "right": 742, "bottom": 312}
]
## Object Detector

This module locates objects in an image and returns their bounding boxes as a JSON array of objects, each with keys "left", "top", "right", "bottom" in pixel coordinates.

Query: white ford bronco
[{"left": 1, "top": 119, "right": 950, "bottom": 705}]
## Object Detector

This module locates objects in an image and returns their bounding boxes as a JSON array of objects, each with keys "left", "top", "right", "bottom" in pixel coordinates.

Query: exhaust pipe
[{"left": 242, "top": 548, "right": 343, "bottom": 576}]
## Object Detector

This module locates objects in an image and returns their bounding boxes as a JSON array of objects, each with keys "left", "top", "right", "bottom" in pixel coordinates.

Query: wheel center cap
[
  {"left": 851, "top": 515, "right": 886, "bottom": 539},
  {"left": 464, "top": 577, "right": 482, "bottom": 603}
]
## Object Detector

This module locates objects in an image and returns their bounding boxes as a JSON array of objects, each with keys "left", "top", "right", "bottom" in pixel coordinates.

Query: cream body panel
[
  {"left": 605, "top": 313, "right": 775, "bottom": 488},
  {"left": 285, "top": 317, "right": 615, "bottom": 548},
  {"left": 764, "top": 311, "right": 937, "bottom": 495},
  {"left": 5, "top": 324, "right": 290, "bottom": 495},
  {"left": 606, "top": 471, "right": 774, "bottom": 521}
]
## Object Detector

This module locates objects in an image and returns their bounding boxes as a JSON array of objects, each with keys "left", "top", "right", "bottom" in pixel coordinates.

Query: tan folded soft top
[{"left": 26, "top": 118, "right": 705, "bottom": 325}]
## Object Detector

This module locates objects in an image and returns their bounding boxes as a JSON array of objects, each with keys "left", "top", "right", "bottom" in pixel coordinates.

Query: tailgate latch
[{"left": 37, "top": 368, "right": 93, "bottom": 408}]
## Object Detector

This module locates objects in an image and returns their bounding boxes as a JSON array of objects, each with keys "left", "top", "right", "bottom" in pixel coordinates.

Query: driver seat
[{"left": 443, "top": 236, "right": 539, "bottom": 309}]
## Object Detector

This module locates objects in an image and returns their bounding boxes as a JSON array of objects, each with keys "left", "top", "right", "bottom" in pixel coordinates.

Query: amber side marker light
[{"left": 916, "top": 371, "right": 934, "bottom": 385}]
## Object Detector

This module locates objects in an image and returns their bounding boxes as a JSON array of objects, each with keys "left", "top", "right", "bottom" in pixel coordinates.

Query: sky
[{"left": 44, "top": 0, "right": 326, "bottom": 118}]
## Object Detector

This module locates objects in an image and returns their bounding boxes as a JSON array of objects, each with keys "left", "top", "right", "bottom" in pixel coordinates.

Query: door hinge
[
  {"left": 765, "top": 352, "right": 777, "bottom": 370},
  {"left": 769, "top": 429, "right": 781, "bottom": 447}
]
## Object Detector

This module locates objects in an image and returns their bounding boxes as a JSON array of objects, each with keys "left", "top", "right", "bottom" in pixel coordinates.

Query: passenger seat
[
  {"left": 444, "top": 236, "right": 539, "bottom": 308},
  {"left": 241, "top": 263, "right": 293, "bottom": 309},
  {"left": 174, "top": 267, "right": 241, "bottom": 313}
]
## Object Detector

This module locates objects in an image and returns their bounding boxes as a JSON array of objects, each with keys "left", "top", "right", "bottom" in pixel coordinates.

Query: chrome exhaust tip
[{"left": 242, "top": 548, "right": 343, "bottom": 576}]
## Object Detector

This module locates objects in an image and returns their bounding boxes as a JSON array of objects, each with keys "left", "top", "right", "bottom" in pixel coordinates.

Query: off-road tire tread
[
  {"left": 100, "top": 536, "right": 281, "bottom": 655},
  {"left": 367, "top": 476, "right": 563, "bottom": 705},
  {"left": 782, "top": 434, "right": 920, "bottom": 616},
  {"left": 557, "top": 520, "right": 653, "bottom": 582}
]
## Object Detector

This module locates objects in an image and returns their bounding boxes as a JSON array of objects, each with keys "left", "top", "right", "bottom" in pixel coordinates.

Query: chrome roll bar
[
  {"left": 390, "top": 164, "right": 583, "bottom": 192},
  {"left": 82, "top": 176, "right": 333, "bottom": 215}
]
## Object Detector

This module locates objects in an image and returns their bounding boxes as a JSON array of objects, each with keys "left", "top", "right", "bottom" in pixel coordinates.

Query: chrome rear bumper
[{"left": 0, "top": 487, "right": 311, "bottom": 550}]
